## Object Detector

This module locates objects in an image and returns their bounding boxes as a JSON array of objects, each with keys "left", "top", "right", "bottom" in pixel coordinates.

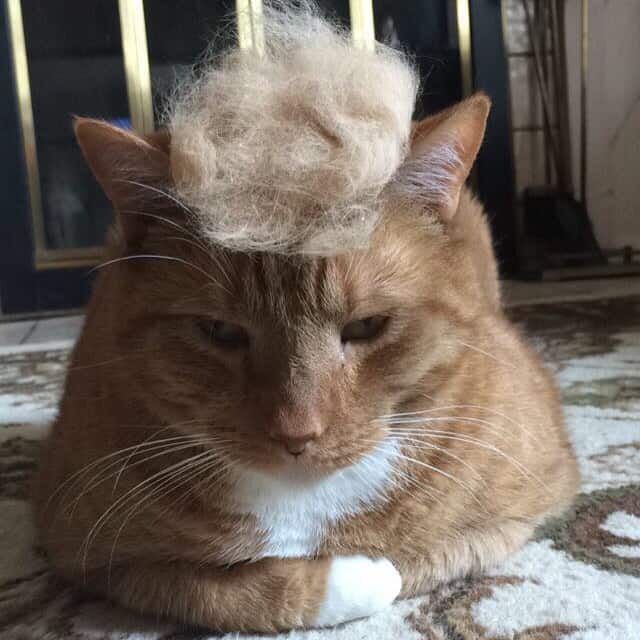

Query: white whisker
[
  {"left": 80, "top": 449, "right": 217, "bottom": 573},
  {"left": 89, "top": 255, "right": 223, "bottom": 292},
  {"left": 106, "top": 450, "right": 234, "bottom": 581},
  {"left": 378, "top": 415, "right": 513, "bottom": 443},
  {"left": 386, "top": 428, "right": 549, "bottom": 493},
  {"left": 380, "top": 404, "right": 542, "bottom": 446},
  {"left": 66, "top": 439, "right": 213, "bottom": 517},
  {"left": 391, "top": 435, "right": 486, "bottom": 484},
  {"left": 456, "top": 340, "right": 516, "bottom": 369},
  {"left": 46, "top": 427, "right": 209, "bottom": 514},
  {"left": 116, "top": 180, "right": 193, "bottom": 213}
]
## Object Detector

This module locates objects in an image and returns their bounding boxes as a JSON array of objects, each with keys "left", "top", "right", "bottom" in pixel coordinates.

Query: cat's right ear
[{"left": 74, "top": 118, "right": 173, "bottom": 246}]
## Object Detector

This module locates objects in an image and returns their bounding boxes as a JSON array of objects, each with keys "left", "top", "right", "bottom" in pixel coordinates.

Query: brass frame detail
[
  {"left": 6, "top": 0, "right": 117, "bottom": 269},
  {"left": 236, "top": 0, "right": 265, "bottom": 54},
  {"left": 118, "top": 0, "right": 154, "bottom": 135},
  {"left": 7, "top": 0, "right": 47, "bottom": 267},
  {"left": 455, "top": 0, "right": 473, "bottom": 97},
  {"left": 349, "top": 0, "right": 375, "bottom": 51}
]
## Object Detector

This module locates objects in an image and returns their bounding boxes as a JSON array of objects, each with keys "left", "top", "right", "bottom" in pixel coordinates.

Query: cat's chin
[
  {"left": 243, "top": 450, "right": 359, "bottom": 481},
  {"left": 249, "top": 458, "right": 333, "bottom": 481}
]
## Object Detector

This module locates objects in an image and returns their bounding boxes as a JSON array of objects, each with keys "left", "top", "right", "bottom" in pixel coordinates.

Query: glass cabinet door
[
  {"left": 1, "top": 0, "right": 252, "bottom": 314},
  {"left": 1, "top": 0, "right": 135, "bottom": 313},
  {"left": 314, "top": 1, "right": 350, "bottom": 26},
  {"left": 374, "top": 0, "right": 464, "bottom": 117},
  {"left": 19, "top": 0, "right": 129, "bottom": 261},
  {"left": 144, "top": 0, "right": 235, "bottom": 125}
]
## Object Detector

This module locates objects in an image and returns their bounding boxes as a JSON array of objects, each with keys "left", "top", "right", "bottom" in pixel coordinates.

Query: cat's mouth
[
  {"left": 243, "top": 449, "right": 333, "bottom": 477},
  {"left": 228, "top": 436, "right": 380, "bottom": 479}
]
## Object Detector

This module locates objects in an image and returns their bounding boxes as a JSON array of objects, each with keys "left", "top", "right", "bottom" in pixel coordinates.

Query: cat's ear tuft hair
[
  {"left": 74, "top": 118, "right": 172, "bottom": 246},
  {"left": 395, "top": 92, "right": 491, "bottom": 221}
]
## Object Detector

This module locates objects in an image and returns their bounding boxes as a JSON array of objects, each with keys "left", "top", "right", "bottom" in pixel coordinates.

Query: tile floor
[
  {"left": 1, "top": 276, "right": 640, "bottom": 349},
  {"left": 501, "top": 275, "right": 640, "bottom": 307},
  {"left": 0, "top": 315, "right": 84, "bottom": 349}
]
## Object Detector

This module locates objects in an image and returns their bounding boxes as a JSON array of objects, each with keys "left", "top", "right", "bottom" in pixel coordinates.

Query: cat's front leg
[{"left": 91, "top": 554, "right": 401, "bottom": 632}]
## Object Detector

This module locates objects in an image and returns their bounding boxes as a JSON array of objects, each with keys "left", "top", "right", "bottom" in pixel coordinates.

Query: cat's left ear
[
  {"left": 396, "top": 92, "right": 491, "bottom": 221},
  {"left": 74, "top": 118, "right": 173, "bottom": 245}
]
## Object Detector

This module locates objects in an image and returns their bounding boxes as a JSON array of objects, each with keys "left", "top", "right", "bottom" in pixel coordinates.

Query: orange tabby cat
[{"left": 34, "top": 6, "right": 579, "bottom": 633}]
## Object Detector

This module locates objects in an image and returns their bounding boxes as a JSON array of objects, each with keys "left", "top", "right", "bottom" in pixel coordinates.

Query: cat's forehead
[
  {"left": 229, "top": 253, "right": 346, "bottom": 321},
  {"left": 219, "top": 231, "right": 419, "bottom": 323}
]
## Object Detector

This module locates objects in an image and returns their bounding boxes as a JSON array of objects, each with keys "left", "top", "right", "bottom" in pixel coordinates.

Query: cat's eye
[
  {"left": 341, "top": 315, "right": 388, "bottom": 343},
  {"left": 196, "top": 319, "right": 249, "bottom": 349}
]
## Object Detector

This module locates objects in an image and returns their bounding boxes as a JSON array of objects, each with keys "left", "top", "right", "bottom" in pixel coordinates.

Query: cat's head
[
  {"left": 73, "top": 9, "right": 498, "bottom": 476},
  {"left": 74, "top": 94, "right": 495, "bottom": 476}
]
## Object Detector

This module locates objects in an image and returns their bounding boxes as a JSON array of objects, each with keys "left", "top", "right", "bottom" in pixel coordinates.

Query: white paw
[{"left": 314, "top": 555, "right": 402, "bottom": 627}]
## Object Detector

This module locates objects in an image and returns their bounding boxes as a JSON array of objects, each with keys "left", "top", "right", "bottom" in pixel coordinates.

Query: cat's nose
[
  {"left": 269, "top": 409, "right": 323, "bottom": 455},
  {"left": 283, "top": 434, "right": 314, "bottom": 455},
  {"left": 269, "top": 431, "right": 317, "bottom": 456},
  {"left": 268, "top": 400, "right": 325, "bottom": 455}
]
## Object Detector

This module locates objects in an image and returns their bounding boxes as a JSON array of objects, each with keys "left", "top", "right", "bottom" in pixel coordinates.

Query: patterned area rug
[{"left": 1, "top": 297, "right": 639, "bottom": 639}]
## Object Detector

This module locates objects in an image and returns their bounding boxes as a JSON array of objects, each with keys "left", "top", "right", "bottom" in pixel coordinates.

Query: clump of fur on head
[{"left": 168, "top": 1, "right": 419, "bottom": 254}]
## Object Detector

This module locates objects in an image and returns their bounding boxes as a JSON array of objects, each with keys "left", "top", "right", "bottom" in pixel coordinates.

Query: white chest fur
[{"left": 228, "top": 440, "right": 399, "bottom": 558}]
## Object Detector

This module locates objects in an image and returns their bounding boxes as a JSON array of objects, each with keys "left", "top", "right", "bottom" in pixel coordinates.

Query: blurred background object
[
  {"left": 504, "top": 0, "right": 640, "bottom": 280},
  {"left": 0, "top": 0, "right": 638, "bottom": 316}
]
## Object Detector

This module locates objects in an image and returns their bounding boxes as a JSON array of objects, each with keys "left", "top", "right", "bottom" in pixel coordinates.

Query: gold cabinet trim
[
  {"left": 118, "top": 0, "right": 154, "bottom": 135},
  {"left": 6, "top": 0, "right": 48, "bottom": 268},
  {"left": 455, "top": 0, "right": 473, "bottom": 97},
  {"left": 349, "top": 0, "right": 375, "bottom": 51},
  {"left": 236, "top": 0, "right": 265, "bottom": 54}
]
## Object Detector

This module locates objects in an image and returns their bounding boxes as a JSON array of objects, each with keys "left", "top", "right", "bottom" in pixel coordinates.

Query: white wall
[
  {"left": 565, "top": 0, "right": 640, "bottom": 250},
  {"left": 505, "top": 0, "right": 640, "bottom": 251}
]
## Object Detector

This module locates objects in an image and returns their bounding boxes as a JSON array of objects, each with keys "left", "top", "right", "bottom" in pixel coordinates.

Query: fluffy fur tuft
[{"left": 167, "top": 1, "right": 419, "bottom": 254}]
